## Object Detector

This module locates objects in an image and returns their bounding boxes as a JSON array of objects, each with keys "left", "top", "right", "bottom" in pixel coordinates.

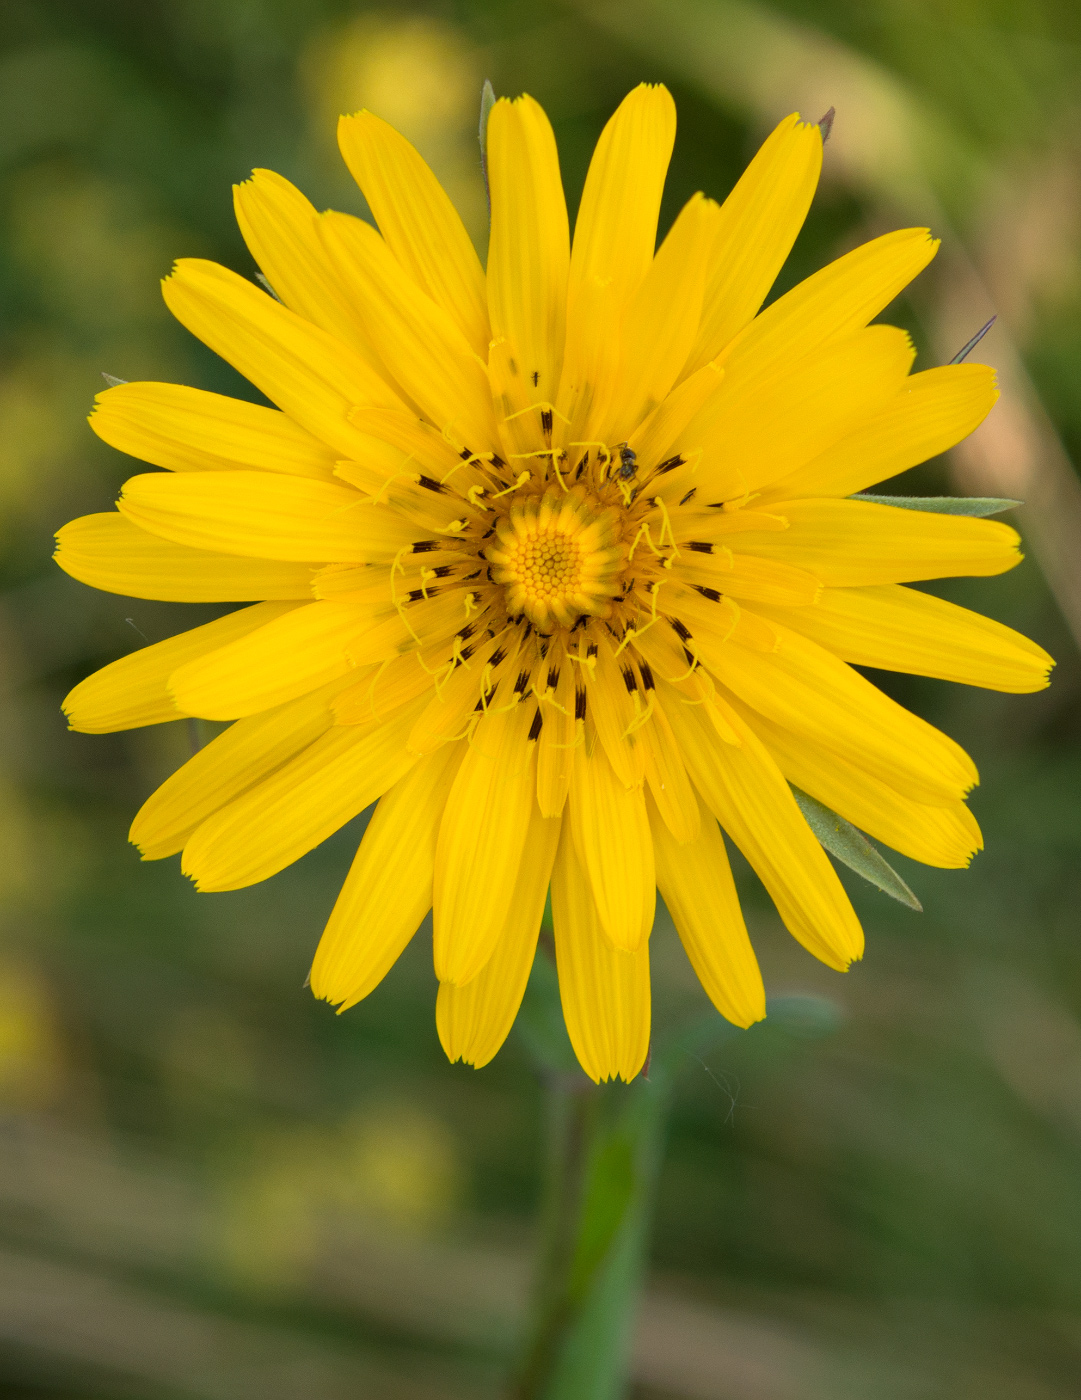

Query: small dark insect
[
  {"left": 612, "top": 441, "right": 637, "bottom": 479},
  {"left": 531, "top": 370, "right": 540, "bottom": 386}
]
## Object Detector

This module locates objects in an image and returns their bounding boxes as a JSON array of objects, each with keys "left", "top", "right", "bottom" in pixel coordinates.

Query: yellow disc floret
[{"left": 486, "top": 486, "right": 624, "bottom": 628}]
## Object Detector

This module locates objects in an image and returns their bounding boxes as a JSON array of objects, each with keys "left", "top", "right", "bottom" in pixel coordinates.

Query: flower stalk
[{"left": 511, "top": 993, "right": 670, "bottom": 1399}]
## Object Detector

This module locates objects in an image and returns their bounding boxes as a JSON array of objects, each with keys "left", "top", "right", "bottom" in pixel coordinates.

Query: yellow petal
[
  {"left": 678, "top": 325, "right": 915, "bottom": 498},
  {"left": 131, "top": 678, "right": 352, "bottom": 859},
  {"left": 233, "top": 169, "right": 391, "bottom": 375},
  {"left": 755, "top": 584, "right": 1053, "bottom": 693},
  {"left": 162, "top": 258, "right": 402, "bottom": 456},
  {"left": 89, "top": 381, "right": 338, "bottom": 479},
  {"left": 332, "top": 647, "right": 449, "bottom": 726},
  {"left": 577, "top": 632, "right": 645, "bottom": 787},
  {"left": 334, "top": 450, "right": 475, "bottom": 535},
  {"left": 407, "top": 632, "right": 511, "bottom": 755},
  {"left": 536, "top": 651, "right": 577, "bottom": 817},
  {"left": 337, "top": 110, "right": 489, "bottom": 358},
  {"left": 682, "top": 113, "right": 822, "bottom": 376},
  {"left": 673, "top": 552, "right": 822, "bottom": 609},
  {"left": 345, "top": 406, "right": 486, "bottom": 491},
  {"left": 433, "top": 695, "right": 538, "bottom": 985},
  {"left": 638, "top": 696, "right": 700, "bottom": 844},
  {"left": 761, "top": 364, "right": 999, "bottom": 501},
  {"left": 318, "top": 211, "right": 496, "bottom": 452},
  {"left": 62, "top": 602, "right": 298, "bottom": 734},
  {"left": 725, "top": 695, "right": 982, "bottom": 870},
  {"left": 55, "top": 513, "right": 317, "bottom": 602},
  {"left": 626, "top": 361, "right": 725, "bottom": 470},
  {"left": 718, "top": 227, "right": 938, "bottom": 392},
  {"left": 609, "top": 192, "right": 720, "bottom": 440},
  {"left": 648, "top": 790, "right": 765, "bottom": 1027},
  {"left": 310, "top": 742, "right": 466, "bottom": 1010},
  {"left": 737, "top": 497, "right": 1022, "bottom": 584},
  {"left": 437, "top": 803, "right": 561, "bottom": 1068},
  {"left": 568, "top": 731, "right": 655, "bottom": 952},
  {"left": 551, "top": 822, "right": 650, "bottom": 1084},
  {"left": 169, "top": 599, "right": 413, "bottom": 720},
  {"left": 713, "top": 619, "right": 977, "bottom": 804},
  {"left": 119, "top": 471, "right": 418, "bottom": 562},
  {"left": 487, "top": 94, "right": 570, "bottom": 410},
  {"left": 658, "top": 683, "right": 863, "bottom": 970},
  {"left": 557, "top": 84, "right": 677, "bottom": 442},
  {"left": 182, "top": 701, "right": 425, "bottom": 891}
]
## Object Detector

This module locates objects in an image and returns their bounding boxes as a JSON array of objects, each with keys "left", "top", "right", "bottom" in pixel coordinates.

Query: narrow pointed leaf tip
[
  {"left": 792, "top": 787, "right": 922, "bottom": 912},
  {"left": 101, "top": 372, "right": 127, "bottom": 387},
  {"left": 479, "top": 79, "right": 496, "bottom": 210},
  {"left": 852, "top": 494, "right": 1021, "bottom": 517},
  {"left": 949, "top": 315, "right": 996, "bottom": 365},
  {"left": 817, "top": 107, "right": 835, "bottom": 143}
]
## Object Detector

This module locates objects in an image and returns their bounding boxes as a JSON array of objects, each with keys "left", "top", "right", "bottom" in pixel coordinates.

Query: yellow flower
[{"left": 56, "top": 85, "right": 1053, "bottom": 1083}]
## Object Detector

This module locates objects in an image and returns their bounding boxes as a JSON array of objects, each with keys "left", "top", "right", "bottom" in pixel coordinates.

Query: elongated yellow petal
[
  {"left": 89, "top": 382, "right": 338, "bottom": 479},
  {"left": 762, "top": 364, "right": 999, "bottom": 500},
  {"left": 648, "top": 790, "right": 765, "bottom": 1027},
  {"left": 673, "top": 552, "right": 822, "bottom": 609},
  {"left": 334, "top": 452, "right": 474, "bottom": 535},
  {"left": 682, "top": 113, "right": 822, "bottom": 376},
  {"left": 332, "top": 646, "right": 451, "bottom": 726},
  {"left": 131, "top": 678, "right": 353, "bottom": 859},
  {"left": 738, "top": 498, "right": 1022, "bottom": 584},
  {"left": 638, "top": 697, "right": 700, "bottom": 843},
  {"left": 62, "top": 602, "right": 298, "bottom": 733},
  {"left": 487, "top": 94, "right": 570, "bottom": 411},
  {"left": 162, "top": 259, "right": 402, "bottom": 456},
  {"left": 609, "top": 192, "right": 720, "bottom": 440},
  {"left": 712, "top": 620, "right": 976, "bottom": 804},
  {"left": 169, "top": 599, "right": 415, "bottom": 719},
  {"left": 345, "top": 405, "right": 485, "bottom": 490},
  {"left": 536, "top": 651, "right": 577, "bottom": 817},
  {"left": 568, "top": 84, "right": 676, "bottom": 325},
  {"left": 557, "top": 84, "right": 676, "bottom": 442},
  {"left": 234, "top": 170, "right": 388, "bottom": 373},
  {"left": 719, "top": 227, "right": 938, "bottom": 392},
  {"left": 433, "top": 695, "right": 538, "bottom": 985},
  {"left": 678, "top": 325, "right": 915, "bottom": 498},
  {"left": 551, "top": 822, "right": 650, "bottom": 1084},
  {"left": 568, "top": 732, "right": 655, "bottom": 952},
  {"left": 407, "top": 632, "right": 509, "bottom": 755},
  {"left": 725, "top": 695, "right": 982, "bottom": 870},
  {"left": 55, "top": 513, "right": 316, "bottom": 602},
  {"left": 119, "top": 471, "right": 418, "bottom": 563},
  {"left": 658, "top": 683, "right": 863, "bottom": 969},
  {"left": 437, "top": 803, "right": 561, "bottom": 1068},
  {"left": 578, "top": 632, "right": 645, "bottom": 787},
  {"left": 311, "top": 742, "right": 466, "bottom": 1010},
  {"left": 756, "top": 584, "right": 1053, "bottom": 693},
  {"left": 319, "top": 211, "right": 496, "bottom": 452},
  {"left": 337, "top": 110, "right": 489, "bottom": 357},
  {"left": 182, "top": 700, "right": 425, "bottom": 891},
  {"left": 627, "top": 360, "right": 725, "bottom": 470}
]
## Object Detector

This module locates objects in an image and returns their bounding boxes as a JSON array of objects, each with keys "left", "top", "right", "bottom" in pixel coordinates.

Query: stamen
[{"left": 491, "top": 471, "right": 531, "bottom": 499}]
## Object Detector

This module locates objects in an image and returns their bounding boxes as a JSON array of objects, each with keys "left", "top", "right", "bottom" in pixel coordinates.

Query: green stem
[
  {"left": 508, "top": 1069, "right": 671, "bottom": 1400},
  {"left": 510, "top": 942, "right": 838, "bottom": 1396}
]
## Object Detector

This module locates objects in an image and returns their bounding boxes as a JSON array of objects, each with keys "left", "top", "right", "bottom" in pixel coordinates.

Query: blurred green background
[{"left": 0, "top": 0, "right": 1079, "bottom": 1395}]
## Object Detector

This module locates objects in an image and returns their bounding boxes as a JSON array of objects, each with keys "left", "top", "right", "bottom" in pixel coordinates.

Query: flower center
[{"left": 486, "top": 487, "right": 624, "bottom": 629}]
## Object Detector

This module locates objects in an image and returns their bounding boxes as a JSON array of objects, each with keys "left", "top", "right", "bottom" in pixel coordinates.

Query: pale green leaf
[
  {"left": 852, "top": 493, "right": 1020, "bottom": 517},
  {"left": 792, "top": 786, "right": 922, "bottom": 911},
  {"left": 478, "top": 78, "right": 496, "bottom": 211}
]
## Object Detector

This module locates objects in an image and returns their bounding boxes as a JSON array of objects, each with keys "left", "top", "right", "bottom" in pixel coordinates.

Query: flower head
[{"left": 57, "top": 86, "right": 1053, "bottom": 1082}]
